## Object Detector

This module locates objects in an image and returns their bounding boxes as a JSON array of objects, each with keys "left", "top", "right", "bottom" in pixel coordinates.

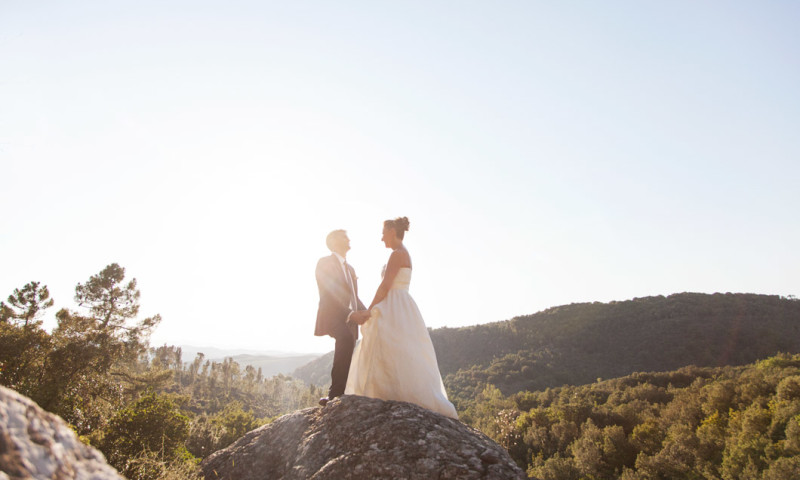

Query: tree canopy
[{"left": 0, "top": 264, "right": 320, "bottom": 480}]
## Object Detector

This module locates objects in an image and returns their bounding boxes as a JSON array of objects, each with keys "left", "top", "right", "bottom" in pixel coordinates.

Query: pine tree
[{"left": 0, "top": 281, "right": 54, "bottom": 328}]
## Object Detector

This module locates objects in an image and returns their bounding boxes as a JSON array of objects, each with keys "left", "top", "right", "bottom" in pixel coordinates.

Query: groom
[{"left": 315, "top": 229, "right": 366, "bottom": 406}]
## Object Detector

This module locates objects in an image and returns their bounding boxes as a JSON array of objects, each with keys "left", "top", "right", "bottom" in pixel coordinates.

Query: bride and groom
[{"left": 314, "top": 217, "right": 458, "bottom": 419}]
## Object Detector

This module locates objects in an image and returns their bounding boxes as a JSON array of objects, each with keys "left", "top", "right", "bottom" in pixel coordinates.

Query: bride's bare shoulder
[{"left": 390, "top": 247, "right": 412, "bottom": 269}]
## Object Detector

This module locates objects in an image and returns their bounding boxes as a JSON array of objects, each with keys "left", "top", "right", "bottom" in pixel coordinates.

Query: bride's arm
[{"left": 367, "top": 250, "right": 405, "bottom": 310}]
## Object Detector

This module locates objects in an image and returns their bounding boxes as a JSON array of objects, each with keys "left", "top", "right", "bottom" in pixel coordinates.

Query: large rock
[
  {"left": 201, "top": 395, "right": 528, "bottom": 479},
  {"left": 0, "top": 386, "right": 123, "bottom": 480}
]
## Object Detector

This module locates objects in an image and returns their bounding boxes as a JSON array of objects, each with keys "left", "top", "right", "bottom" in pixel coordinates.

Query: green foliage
[
  {"left": 0, "top": 281, "right": 55, "bottom": 397},
  {"left": 75, "top": 263, "right": 141, "bottom": 329},
  {"left": 69, "top": 263, "right": 161, "bottom": 359},
  {"left": 463, "top": 354, "right": 800, "bottom": 479},
  {"left": 0, "top": 264, "right": 322, "bottom": 479},
  {"left": 96, "top": 392, "right": 192, "bottom": 478},
  {"left": 0, "top": 321, "right": 51, "bottom": 395},
  {"left": 8, "top": 264, "right": 164, "bottom": 430},
  {"left": 185, "top": 414, "right": 224, "bottom": 459},
  {"left": 0, "top": 281, "right": 54, "bottom": 328},
  {"left": 212, "top": 401, "right": 263, "bottom": 448},
  {"left": 118, "top": 451, "right": 202, "bottom": 480}
]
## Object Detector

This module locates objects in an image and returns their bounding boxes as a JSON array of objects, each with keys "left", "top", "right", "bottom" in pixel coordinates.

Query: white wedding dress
[{"left": 345, "top": 267, "right": 458, "bottom": 419}]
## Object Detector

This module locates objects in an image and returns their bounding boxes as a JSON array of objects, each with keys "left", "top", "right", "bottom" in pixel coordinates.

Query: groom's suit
[{"left": 315, "top": 254, "right": 366, "bottom": 398}]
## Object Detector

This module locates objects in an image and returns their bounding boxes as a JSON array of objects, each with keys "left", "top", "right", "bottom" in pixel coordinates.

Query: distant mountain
[
  {"left": 223, "top": 354, "right": 322, "bottom": 378},
  {"left": 292, "top": 293, "right": 800, "bottom": 400},
  {"left": 292, "top": 351, "right": 334, "bottom": 386},
  {"left": 180, "top": 346, "right": 323, "bottom": 378},
  {"left": 180, "top": 345, "right": 323, "bottom": 360}
]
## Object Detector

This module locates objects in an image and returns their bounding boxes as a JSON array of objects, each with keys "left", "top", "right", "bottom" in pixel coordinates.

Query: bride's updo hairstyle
[{"left": 385, "top": 216, "right": 410, "bottom": 240}]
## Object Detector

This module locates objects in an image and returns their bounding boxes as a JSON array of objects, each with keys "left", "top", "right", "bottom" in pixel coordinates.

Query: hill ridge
[{"left": 293, "top": 292, "right": 800, "bottom": 403}]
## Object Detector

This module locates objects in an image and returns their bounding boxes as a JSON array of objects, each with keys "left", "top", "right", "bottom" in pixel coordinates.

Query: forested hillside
[
  {"left": 440, "top": 293, "right": 800, "bottom": 406},
  {"left": 294, "top": 293, "right": 800, "bottom": 408},
  {"left": 466, "top": 353, "right": 800, "bottom": 479}
]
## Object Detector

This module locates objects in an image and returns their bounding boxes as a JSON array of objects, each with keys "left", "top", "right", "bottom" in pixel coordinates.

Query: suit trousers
[{"left": 329, "top": 328, "right": 356, "bottom": 398}]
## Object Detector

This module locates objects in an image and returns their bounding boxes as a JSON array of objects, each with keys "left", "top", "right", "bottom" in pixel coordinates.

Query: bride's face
[{"left": 381, "top": 227, "right": 394, "bottom": 248}]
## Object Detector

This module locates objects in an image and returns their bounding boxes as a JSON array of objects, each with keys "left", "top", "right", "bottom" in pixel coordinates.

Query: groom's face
[{"left": 333, "top": 234, "right": 350, "bottom": 255}]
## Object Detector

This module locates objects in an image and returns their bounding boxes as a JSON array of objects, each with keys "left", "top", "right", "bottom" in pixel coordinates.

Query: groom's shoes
[{"left": 318, "top": 397, "right": 329, "bottom": 407}]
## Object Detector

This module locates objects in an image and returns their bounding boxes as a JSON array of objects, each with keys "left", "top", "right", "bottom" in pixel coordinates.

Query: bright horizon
[{"left": 2, "top": 1, "right": 798, "bottom": 354}]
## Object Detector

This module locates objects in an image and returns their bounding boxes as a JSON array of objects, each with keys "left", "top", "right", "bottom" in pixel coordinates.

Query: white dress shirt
[{"left": 333, "top": 252, "right": 358, "bottom": 319}]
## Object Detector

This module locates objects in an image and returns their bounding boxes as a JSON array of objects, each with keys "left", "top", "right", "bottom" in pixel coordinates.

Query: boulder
[
  {"left": 202, "top": 394, "right": 528, "bottom": 479},
  {"left": 0, "top": 386, "right": 123, "bottom": 480}
]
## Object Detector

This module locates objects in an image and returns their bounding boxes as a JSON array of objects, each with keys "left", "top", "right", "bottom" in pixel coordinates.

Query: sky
[{"left": 1, "top": 1, "right": 798, "bottom": 355}]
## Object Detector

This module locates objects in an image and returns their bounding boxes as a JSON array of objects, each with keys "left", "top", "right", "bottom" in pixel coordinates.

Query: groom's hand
[
  {"left": 346, "top": 311, "right": 362, "bottom": 324},
  {"left": 349, "top": 310, "right": 370, "bottom": 325}
]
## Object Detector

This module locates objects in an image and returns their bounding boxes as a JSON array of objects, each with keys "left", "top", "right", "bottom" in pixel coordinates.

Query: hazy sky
[{"left": 2, "top": 1, "right": 798, "bottom": 354}]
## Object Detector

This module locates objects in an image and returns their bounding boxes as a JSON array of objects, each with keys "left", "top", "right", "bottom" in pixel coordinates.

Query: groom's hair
[{"left": 326, "top": 230, "right": 347, "bottom": 251}]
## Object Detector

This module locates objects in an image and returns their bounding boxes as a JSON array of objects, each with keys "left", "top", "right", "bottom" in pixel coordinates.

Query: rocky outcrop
[
  {"left": 0, "top": 386, "right": 123, "bottom": 480},
  {"left": 201, "top": 395, "right": 528, "bottom": 479}
]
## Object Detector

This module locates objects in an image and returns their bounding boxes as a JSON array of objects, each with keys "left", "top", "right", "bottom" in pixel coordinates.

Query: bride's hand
[{"left": 351, "top": 310, "right": 370, "bottom": 325}]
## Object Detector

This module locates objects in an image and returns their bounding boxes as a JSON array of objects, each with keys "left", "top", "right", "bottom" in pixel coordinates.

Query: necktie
[{"left": 343, "top": 261, "right": 358, "bottom": 310}]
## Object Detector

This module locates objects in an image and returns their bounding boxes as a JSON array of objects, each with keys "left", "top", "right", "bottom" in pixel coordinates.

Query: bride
[{"left": 346, "top": 217, "right": 458, "bottom": 419}]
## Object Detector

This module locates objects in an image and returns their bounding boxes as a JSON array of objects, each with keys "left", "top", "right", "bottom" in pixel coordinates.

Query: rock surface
[
  {"left": 0, "top": 386, "right": 124, "bottom": 480},
  {"left": 201, "top": 394, "right": 528, "bottom": 479}
]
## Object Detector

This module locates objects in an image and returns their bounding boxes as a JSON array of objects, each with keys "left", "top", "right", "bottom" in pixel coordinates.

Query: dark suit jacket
[{"left": 315, "top": 254, "right": 366, "bottom": 339}]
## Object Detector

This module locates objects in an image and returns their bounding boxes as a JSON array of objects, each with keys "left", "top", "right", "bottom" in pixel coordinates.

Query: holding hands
[{"left": 349, "top": 310, "right": 371, "bottom": 325}]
